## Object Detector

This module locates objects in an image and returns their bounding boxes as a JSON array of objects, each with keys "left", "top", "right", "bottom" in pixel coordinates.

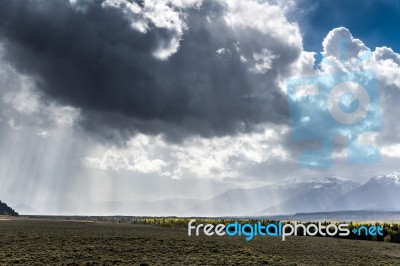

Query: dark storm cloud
[{"left": 0, "top": 0, "right": 301, "bottom": 142}]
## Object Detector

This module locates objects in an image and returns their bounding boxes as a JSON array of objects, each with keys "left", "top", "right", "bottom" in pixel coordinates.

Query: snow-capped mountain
[
  {"left": 334, "top": 171, "right": 400, "bottom": 211},
  {"left": 369, "top": 171, "right": 400, "bottom": 185},
  {"left": 256, "top": 177, "right": 360, "bottom": 215}
]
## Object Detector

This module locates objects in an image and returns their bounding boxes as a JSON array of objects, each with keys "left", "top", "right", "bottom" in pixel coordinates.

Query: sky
[
  {"left": 294, "top": 0, "right": 400, "bottom": 53},
  {"left": 0, "top": 0, "right": 400, "bottom": 214}
]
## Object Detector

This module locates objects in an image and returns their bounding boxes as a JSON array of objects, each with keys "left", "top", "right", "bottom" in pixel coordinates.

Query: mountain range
[
  {"left": 12, "top": 171, "right": 400, "bottom": 216},
  {"left": 186, "top": 171, "right": 400, "bottom": 216}
]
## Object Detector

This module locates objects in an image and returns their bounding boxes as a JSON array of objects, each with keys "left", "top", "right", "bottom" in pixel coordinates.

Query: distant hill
[{"left": 0, "top": 200, "right": 19, "bottom": 216}]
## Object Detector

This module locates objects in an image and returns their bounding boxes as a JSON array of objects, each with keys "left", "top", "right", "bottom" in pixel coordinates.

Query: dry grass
[{"left": 0, "top": 217, "right": 399, "bottom": 265}]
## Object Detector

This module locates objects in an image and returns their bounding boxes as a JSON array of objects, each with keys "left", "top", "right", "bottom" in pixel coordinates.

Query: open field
[{"left": 0, "top": 217, "right": 400, "bottom": 265}]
